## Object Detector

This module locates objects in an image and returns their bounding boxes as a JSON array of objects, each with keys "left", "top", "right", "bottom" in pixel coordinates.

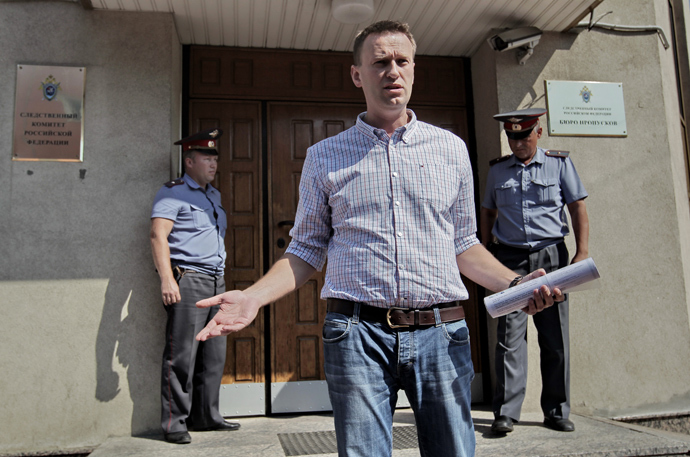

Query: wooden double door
[{"left": 190, "top": 99, "right": 482, "bottom": 416}]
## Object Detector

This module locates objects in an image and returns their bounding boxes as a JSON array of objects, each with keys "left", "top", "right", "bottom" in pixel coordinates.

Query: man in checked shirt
[{"left": 195, "top": 20, "right": 563, "bottom": 457}]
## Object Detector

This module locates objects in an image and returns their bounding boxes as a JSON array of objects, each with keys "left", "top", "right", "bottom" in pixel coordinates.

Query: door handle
[{"left": 278, "top": 220, "right": 295, "bottom": 228}]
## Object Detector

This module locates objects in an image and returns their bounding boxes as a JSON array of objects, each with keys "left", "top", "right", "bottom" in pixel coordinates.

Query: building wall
[
  {"left": 2, "top": 0, "right": 690, "bottom": 455},
  {"left": 0, "top": 3, "right": 181, "bottom": 455},
  {"left": 471, "top": 0, "right": 690, "bottom": 418}
]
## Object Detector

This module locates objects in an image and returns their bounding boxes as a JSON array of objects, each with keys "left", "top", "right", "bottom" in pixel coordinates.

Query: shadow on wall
[{"left": 95, "top": 268, "right": 165, "bottom": 436}]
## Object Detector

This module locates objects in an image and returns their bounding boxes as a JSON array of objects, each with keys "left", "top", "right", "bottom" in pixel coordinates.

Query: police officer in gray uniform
[
  {"left": 150, "top": 128, "right": 240, "bottom": 444},
  {"left": 481, "top": 108, "right": 590, "bottom": 434}
]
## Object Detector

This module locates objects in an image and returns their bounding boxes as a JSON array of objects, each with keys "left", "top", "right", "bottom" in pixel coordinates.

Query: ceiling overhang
[{"left": 71, "top": 0, "right": 604, "bottom": 57}]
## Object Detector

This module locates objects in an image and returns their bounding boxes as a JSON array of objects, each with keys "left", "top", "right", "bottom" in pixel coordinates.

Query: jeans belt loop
[
  {"left": 433, "top": 307, "right": 442, "bottom": 327},
  {"left": 352, "top": 302, "right": 360, "bottom": 325}
]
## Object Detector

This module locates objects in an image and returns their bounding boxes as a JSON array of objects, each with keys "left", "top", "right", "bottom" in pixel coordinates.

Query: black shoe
[
  {"left": 196, "top": 420, "right": 241, "bottom": 432},
  {"left": 491, "top": 415, "right": 515, "bottom": 433},
  {"left": 164, "top": 431, "right": 191, "bottom": 444},
  {"left": 214, "top": 421, "right": 241, "bottom": 431},
  {"left": 544, "top": 417, "right": 575, "bottom": 432}
]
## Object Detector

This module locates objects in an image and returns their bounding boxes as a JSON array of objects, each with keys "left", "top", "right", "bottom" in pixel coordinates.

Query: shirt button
[
  {"left": 399, "top": 265, "right": 405, "bottom": 270},
  {"left": 395, "top": 201, "right": 401, "bottom": 206},
  {"left": 392, "top": 172, "right": 398, "bottom": 177},
  {"left": 397, "top": 232, "right": 403, "bottom": 237}
]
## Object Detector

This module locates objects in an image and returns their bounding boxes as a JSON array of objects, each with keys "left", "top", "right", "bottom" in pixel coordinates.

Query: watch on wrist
[{"left": 509, "top": 275, "right": 524, "bottom": 288}]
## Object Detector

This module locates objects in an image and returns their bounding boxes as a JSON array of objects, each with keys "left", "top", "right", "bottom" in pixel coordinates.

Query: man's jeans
[{"left": 323, "top": 304, "right": 475, "bottom": 457}]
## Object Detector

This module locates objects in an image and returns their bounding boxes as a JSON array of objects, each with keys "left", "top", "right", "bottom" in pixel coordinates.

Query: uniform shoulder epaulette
[
  {"left": 545, "top": 149, "right": 570, "bottom": 158},
  {"left": 489, "top": 155, "right": 511, "bottom": 166},
  {"left": 164, "top": 178, "right": 185, "bottom": 188}
]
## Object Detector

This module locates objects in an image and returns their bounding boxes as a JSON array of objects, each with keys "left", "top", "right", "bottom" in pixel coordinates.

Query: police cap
[
  {"left": 174, "top": 128, "right": 223, "bottom": 154},
  {"left": 493, "top": 108, "right": 546, "bottom": 140}
]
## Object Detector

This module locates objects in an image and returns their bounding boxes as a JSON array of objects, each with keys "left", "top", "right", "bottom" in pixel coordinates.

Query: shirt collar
[
  {"left": 509, "top": 147, "right": 546, "bottom": 167},
  {"left": 183, "top": 173, "right": 216, "bottom": 193},
  {"left": 532, "top": 147, "right": 546, "bottom": 164},
  {"left": 183, "top": 173, "right": 202, "bottom": 189},
  {"left": 355, "top": 110, "right": 417, "bottom": 144}
]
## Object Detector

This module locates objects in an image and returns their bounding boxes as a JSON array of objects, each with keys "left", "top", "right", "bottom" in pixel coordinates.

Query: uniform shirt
[
  {"left": 151, "top": 173, "right": 227, "bottom": 275},
  {"left": 285, "top": 111, "right": 480, "bottom": 309},
  {"left": 482, "top": 147, "right": 588, "bottom": 250}
]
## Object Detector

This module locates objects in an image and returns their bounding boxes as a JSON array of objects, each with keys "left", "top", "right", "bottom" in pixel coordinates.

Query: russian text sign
[
  {"left": 545, "top": 80, "right": 627, "bottom": 137},
  {"left": 13, "top": 65, "right": 85, "bottom": 161}
]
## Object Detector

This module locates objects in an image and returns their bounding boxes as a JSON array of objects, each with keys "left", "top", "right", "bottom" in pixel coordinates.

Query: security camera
[{"left": 487, "top": 27, "right": 542, "bottom": 52}]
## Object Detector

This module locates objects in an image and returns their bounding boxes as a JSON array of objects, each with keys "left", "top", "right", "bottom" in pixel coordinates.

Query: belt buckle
[{"left": 386, "top": 307, "right": 409, "bottom": 329}]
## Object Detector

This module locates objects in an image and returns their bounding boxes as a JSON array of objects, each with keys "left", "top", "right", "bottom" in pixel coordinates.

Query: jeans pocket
[
  {"left": 443, "top": 319, "right": 470, "bottom": 345},
  {"left": 322, "top": 313, "right": 352, "bottom": 343}
]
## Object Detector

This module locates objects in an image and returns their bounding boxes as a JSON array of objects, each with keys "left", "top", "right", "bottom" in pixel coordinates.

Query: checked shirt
[{"left": 285, "top": 111, "right": 480, "bottom": 309}]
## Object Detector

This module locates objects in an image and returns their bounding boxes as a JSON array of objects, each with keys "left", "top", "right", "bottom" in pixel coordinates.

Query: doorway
[{"left": 186, "top": 46, "right": 484, "bottom": 416}]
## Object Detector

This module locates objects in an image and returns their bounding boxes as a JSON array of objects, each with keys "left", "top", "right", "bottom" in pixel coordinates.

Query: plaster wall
[
  {"left": 471, "top": 0, "right": 690, "bottom": 418},
  {"left": 0, "top": 3, "right": 181, "bottom": 454}
]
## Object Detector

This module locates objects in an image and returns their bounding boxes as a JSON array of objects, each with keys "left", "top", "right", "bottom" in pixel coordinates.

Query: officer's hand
[
  {"left": 571, "top": 252, "right": 588, "bottom": 264},
  {"left": 195, "top": 291, "right": 262, "bottom": 341},
  {"left": 161, "top": 278, "right": 181, "bottom": 306},
  {"left": 520, "top": 269, "right": 565, "bottom": 315}
]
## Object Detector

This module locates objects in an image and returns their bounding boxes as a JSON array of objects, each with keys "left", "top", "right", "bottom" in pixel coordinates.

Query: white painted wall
[
  {"left": 0, "top": 3, "right": 181, "bottom": 454},
  {"left": 472, "top": 0, "right": 690, "bottom": 419}
]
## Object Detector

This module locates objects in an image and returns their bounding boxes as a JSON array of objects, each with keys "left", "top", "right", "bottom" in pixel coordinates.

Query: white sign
[{"left": 545, "top": 80, "right": 627, "bottom": 137}]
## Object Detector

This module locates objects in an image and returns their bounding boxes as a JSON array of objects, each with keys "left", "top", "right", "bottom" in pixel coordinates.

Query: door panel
[
  {"left": 189, "top": 101, "right": 265, "bottom": 389},
  {"left": 268, "top": 103, "right": 364, "bottom": 385}
]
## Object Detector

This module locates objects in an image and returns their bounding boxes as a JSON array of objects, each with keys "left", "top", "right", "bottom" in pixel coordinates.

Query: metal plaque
[
  {"left": 545, "top": 80, "right": 627, "bottom": 137},
  {"left": 220, "top": 383, "right": 266, "bottom": 417},
  {"left": 13, "top": 65, "right": 85, "bottom": 161}
]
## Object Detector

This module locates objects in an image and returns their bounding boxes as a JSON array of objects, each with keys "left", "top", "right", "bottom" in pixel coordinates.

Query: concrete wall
[
  {"left": 0, "top": 3, "right": 181, "bottom": 455},
  {"left": 3, "top": 0, "right": 690, "bottom": 454},
  {"left": 471, "top": 0, "right": 690, "bottom": 418}
]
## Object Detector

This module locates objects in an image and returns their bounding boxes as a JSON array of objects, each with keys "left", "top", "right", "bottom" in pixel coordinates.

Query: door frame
[{"left": 184, "top": 45, "right": 488, "bottom": 416}]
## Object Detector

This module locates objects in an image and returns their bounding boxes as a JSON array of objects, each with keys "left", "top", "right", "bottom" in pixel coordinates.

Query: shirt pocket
[
  {"left": 416, "top": 164, "right": 460, "bottom": 210},
  {"left": 494, "top": 180, "right": 519, "bottom": 208},
  {"left": 531, "top": 177, "right": 559, "bottom": 204},
  {"left": 190, "top": 204, "right": 215, "bottom": 229}
]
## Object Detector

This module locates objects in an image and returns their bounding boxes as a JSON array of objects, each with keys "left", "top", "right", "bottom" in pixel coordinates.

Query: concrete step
[{"left": 86, "top": 409, "right": 690, "bottom": 457}]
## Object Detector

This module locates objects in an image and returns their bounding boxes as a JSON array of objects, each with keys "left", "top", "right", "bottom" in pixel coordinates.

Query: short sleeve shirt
[
  {"left": 151, "top": 174, "right": 227, "bottom": 275},
  {"left": 482, "top": 147, "right": 588, "bottom": 249},
  {"left": 284, "top": 111, "right": 480, "bottom": 309}
]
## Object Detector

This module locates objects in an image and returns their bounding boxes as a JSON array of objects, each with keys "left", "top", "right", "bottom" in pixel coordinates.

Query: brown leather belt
[
  {"left": 172, "top": 265, "right": 223, "bottom": 278},
  {"left": 326, "top": 298, "right": 465, "bottom": 329}
]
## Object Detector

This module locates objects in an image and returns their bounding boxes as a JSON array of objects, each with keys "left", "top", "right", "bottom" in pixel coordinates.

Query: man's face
[
  {"left": 508, "top": 127, "right": 542, "bottom": 164},
  {"left": 185, "top": 151, "right": 218, "bottom": 187},
  {"left": 351, "top": 32, "right": 415, "bottom": 120}
]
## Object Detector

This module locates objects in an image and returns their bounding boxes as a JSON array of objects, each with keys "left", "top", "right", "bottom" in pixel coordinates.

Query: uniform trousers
[
  {"left": 491, "top": 241, "right": 570, "bottom": 421},
  {"left": 161, "top": 270, "right": 227, "bottom": 433}
]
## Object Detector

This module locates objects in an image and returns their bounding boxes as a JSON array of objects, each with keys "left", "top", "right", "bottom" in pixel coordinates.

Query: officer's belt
[
  {"left": 172, "top": 265, "right": 223, "bottom": 278},
  {"left": 493, "top": 239, "right": 564, "bottom": 253}
]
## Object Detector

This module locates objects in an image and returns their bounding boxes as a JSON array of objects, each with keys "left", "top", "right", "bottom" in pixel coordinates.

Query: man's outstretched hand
[
  {"left": 195, "top": 291, "right": 262, "bottom": 341},
  {"left": 519, "top": 269, "right": 565, "bottom": 316}
]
